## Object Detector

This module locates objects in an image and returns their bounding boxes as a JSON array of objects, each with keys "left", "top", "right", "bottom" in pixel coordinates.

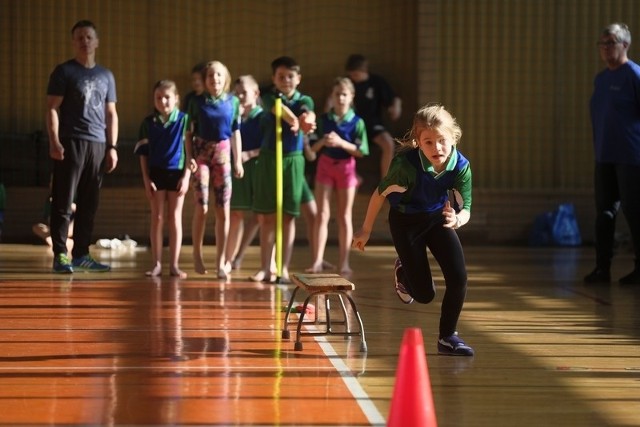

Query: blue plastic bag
[
  {"left": 551, "top": 203, "right": 582, "bottom": 246},
  {"left": 529, "top": 203, "right": 581, "bottom": 246},
  {"left": 529, "top": 211, "right": 553, "bottom": 246}
]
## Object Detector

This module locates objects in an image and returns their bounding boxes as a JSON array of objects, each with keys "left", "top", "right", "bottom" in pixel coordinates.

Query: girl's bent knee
[{"left": 413, "top": 289, "right": 436, "bottom": 304}]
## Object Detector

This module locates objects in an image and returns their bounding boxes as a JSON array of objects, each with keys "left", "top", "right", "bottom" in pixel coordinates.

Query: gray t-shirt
[{"left": 47, "top": 59, "right": 117, "bottom": 142}]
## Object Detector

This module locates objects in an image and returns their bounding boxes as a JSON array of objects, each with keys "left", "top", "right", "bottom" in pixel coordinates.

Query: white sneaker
[{"left": 394, "top": 258, "right": 414, "bottom": 304}]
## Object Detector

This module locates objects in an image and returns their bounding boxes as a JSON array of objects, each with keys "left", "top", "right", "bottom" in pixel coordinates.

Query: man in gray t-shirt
[{"left": 45, "top": 20, "right": 119, "bottom": 274}]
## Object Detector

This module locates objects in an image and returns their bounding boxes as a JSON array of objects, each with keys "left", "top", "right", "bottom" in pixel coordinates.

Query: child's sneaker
[
  {"left": 438, "top": 332, "right": 474, "bottom": 356},
  {"left": 53, "top": 253, "right": 73, "bottom": 274},
  {"left": 394, "top": 258, "right": 414, "bottom": 304},
  {"left": 72, "top": 254, "right": 110, "bottom": 272}
]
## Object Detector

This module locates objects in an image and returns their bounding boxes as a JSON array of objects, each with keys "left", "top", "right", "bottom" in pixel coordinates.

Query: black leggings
[{"left": 388, "top": 208, "right": 468, "bottom": 338}]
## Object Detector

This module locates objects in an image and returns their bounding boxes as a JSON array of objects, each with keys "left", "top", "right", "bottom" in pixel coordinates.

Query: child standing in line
[
  {"left": 344, "top": 54, "right": 402, "bottom": 179},
  {"left": 299, "top": 138, "right": 335, "bottom": 272},
  {"left": 226, "top": 75, "right": 263, "bottom": 270},
  {"left": 187, "top": 61, "right": 243, "bottom": 279},
  {"left": 352, "top": 104, "right": 475, "bottom": 356},
  {"left": 182, "top": 62, "right": 206, "bottom": 112},
  {"left": 32, "top": 175, "right": 76, "bottom": 249},
  {"left": 251, "top": 56, "right": 316, "bottom": 283},
  {"left": 135, "top": 80, "right": 191, "bottom": 278},
  {"left": 308, "top": 77, "right": 369, "bottom": 276}
]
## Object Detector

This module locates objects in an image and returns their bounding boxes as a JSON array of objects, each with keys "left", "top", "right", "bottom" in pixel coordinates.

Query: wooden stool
[{"left": 281, "top": 273, "right": 367, "bottom": 352}]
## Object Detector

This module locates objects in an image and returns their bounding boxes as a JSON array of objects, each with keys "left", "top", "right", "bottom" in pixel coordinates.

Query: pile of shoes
[{"left": 96, "top": 234, "right": 137, "bottom": 249}]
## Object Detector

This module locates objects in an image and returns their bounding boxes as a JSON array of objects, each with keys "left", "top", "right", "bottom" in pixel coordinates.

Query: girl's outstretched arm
[{"left": 352, "top": 189, "right": 386, "bottom": 251}]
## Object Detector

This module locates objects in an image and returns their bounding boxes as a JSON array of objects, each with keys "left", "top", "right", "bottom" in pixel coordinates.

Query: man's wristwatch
[{"left": 106, "top": 144, "right": 117, "bottom": 151}]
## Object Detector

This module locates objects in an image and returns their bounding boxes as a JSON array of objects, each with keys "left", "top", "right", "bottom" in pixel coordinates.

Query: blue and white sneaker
[
  {"left": 438, "top": 332, "right": 474, "bottom": 356},
  {"left": 72, "top": 254, "right": 110, "bottom": 272},
  {"left": 53, "top": 253, "right": 73, "bottom": 274},
  {"left": 394, "top": 258, "right": 414, "bottom": 304}
]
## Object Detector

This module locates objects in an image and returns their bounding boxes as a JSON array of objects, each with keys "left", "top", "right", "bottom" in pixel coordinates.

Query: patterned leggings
[{"left": 192, "top": 138, "right": 231, "bottom": 207}]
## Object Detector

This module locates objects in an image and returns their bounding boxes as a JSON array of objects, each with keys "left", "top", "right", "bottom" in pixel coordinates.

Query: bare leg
[
  {"left": 192, "top": 164, "right": 210, "bottom": 274},
  {"left": 307, "top": 183, "right": 332, "bottom": 273},
  {"left": 33, "top": 223, "right": 52, "bottom": 245},
  {"left": 146, "top": 190, "right": 166, "bottom": 277},
  {"left": 251, "top": 213, "right": 275, "bottom": 282},
  {"left": 336, "top": 185, "right": 356, "bottom": 276},
  {"left": 214, "top": 203, "right": 231, "bottom": 279},
  {"left": 192, "top": 204, "right": 208, "bottom": 274},
  {"left": 233, "top": 213, "right": 259, "bottom": 269},
  {"left": 226, "top": 210, "right": 244, "bottom": 269},
  {"left": 300, "top": 199, "right": 316, "bottom": 254},
  {"left": 301, "top": 196, "right": 335, "bottom": 271},
  {"left": 167, "top": 191, "right": 187, "bottom": 279},
  {"left": 280, "top": 214, "right": 296, "bottom": 282}
]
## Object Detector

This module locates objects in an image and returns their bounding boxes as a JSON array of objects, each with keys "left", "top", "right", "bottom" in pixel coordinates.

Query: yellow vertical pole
[
  {"left": 274, "top": 98, "right": 283, "bottom": 282},
  {"left": 273, "top": 286, "right": 283, "bottom": 422}
]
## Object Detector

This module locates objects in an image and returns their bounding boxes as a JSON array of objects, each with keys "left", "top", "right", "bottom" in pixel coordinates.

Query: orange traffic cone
[{"left": 387, "top": 327, "right": 437, "bottom": 427}]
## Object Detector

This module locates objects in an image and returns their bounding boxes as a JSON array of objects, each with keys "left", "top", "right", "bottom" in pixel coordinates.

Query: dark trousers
[
  {"left": 593, "top": 162, "right": 640, "bottom": 270},
  {"left": 50, "top": 139, "right": 105, "bottom": 258},
  {"left": 388, "top": 208, "right": 468, "bottom": 338}
]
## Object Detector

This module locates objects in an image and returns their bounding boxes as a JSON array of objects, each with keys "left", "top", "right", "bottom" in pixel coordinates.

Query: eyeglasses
[{"left": 597, "top": 40, "right": 621, "bottom": 48}]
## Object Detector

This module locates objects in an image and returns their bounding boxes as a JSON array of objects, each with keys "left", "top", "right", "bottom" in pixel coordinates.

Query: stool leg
[
  {"left": 313, "top": 294, "right": 320, "bottom": 324},
  {"left": 294, "top": 293, "right": 315, "bottom": 351},
  {"left": 337, "top": 294, "right": 351, "bottom": 337},
  {"left": 324, "top": 295, "right": 331, "bottom": 333},
  {"left": 281, "top": 286, "right": 300, "bottom": 340},
  {"left": 344, "top": 294, "right": 367, "bottom": 353}
]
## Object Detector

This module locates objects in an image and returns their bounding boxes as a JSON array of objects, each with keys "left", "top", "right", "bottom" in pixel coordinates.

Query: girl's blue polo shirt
[
  {"left": 380, "top": 148, "right": 472, "bottom": 214},
  {"left": 135, "top": 108, "right": 188, "bottom": 170},
  {"left": 187, "top": 93, "right": 240, "bottom": 141},
  {"left": 241, "top": 106, "right": 264, "bottom": 152},
  {"left": 315, "top": 108, "right": 369, "bottom": 159}
]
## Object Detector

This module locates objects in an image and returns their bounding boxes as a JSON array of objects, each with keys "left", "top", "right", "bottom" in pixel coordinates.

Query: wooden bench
[{"left": 281, "top": 273, "right": 367, "bottom": 352}]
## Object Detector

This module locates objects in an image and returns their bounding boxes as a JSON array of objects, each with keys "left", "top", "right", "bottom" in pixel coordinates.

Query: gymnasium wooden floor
[{"left": 0, "top": 242, "right": 638, "bottom": 426}]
